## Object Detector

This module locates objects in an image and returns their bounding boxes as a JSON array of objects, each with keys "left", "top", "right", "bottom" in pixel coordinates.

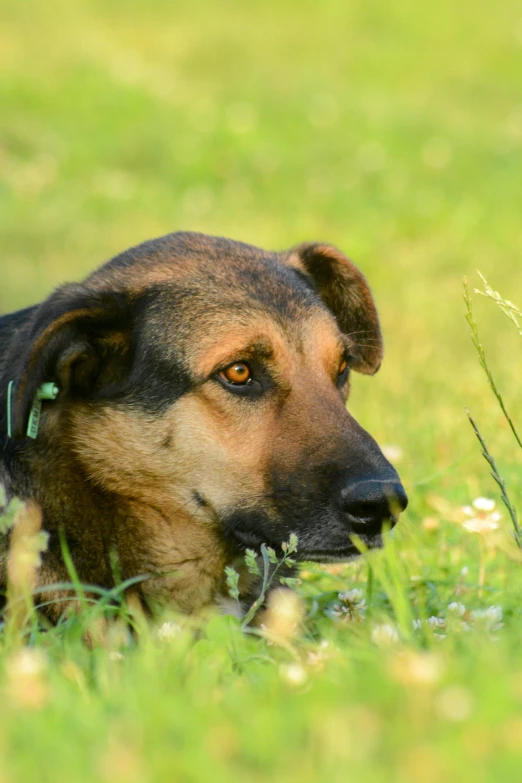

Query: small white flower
[
  {"left": 462, "top": 516, "right": 500, "bottom": 534},
  {"left": 448, "top": 602, "right": 466, "bottom": 616},
  {"left": 371, "top": 623, "right": 399, "bottom": 646},
  {"left": 156, "top": 621, "right": 183, "bottom": 640},
  {"left": 339, "top": 588, "right": 364, "bottom": 604},
  {"left": 472, "top": 497, "right": 496, "bottom": 512},
  {"left": 6, "top": 648, "right": 47, "bottom": 678},
  {"left": 329, "top": 588, "right": 366, "bottom": 622},
  {"left": 412, "top": 619, "right": 423, "bottom": 630},
  {"left": 462, "top": 499, "right": 501, "bottom": 535},
  {"left": 280, "top": 663, "right": 308, "bottom": 686},
  {"left": 427, "top": 616, "right": 445, "bottom": 629},
  {"left": 486, "top": 605, "right": 503, "bottom": 624},
  {"left": 470, "top": 605, "right": 503, "bottom": 631}
]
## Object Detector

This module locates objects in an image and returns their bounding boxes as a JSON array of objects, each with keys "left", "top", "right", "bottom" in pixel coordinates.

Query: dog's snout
[{"left": 338, "top": 478, "right": 408, "bottom": 531}]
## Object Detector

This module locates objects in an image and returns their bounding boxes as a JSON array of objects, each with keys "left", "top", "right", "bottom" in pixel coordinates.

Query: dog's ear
[
  {"left": 7, "top": 284, "right": 135, "bottom": 440},
  {"left": 285, "top": 242, "right": 383, "bottom": 374}
]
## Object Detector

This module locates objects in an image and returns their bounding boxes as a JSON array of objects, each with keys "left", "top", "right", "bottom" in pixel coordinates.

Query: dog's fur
[{"left": 0, "top": 232, "right": 407, "bottom": 619}]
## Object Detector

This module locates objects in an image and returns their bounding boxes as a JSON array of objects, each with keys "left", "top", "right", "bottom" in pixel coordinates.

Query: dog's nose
[{"left": 338, "top": 478, "right": 408, "bottom": 533}]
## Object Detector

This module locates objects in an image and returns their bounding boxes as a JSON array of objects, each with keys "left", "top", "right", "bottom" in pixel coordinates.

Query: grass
[{"left": 1, "top": 0, "right": 522, "bottom": 780}]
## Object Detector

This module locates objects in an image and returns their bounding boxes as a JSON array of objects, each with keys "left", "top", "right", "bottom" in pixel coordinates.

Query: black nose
[{"left": 338, "top": 479, "right": 408, "bottom": 534}]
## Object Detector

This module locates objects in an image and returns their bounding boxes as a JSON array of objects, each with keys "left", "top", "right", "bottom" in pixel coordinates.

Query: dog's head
[{"left": 6, "top": 233, "right": 407, "bottom": 563}]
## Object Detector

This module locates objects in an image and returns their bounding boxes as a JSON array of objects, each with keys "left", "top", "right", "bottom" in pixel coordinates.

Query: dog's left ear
[
  {"left": 285, "top": 242, "right": 383, "bottom": 374},
  {"left": 6, "top": 284, "right": 135, "bottom": 440}
]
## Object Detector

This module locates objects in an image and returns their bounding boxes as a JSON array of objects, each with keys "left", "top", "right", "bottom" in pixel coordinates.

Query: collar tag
[
  {"left": 6, "top": 381, "right": 14, "bottom": 439},
  {"left": 26, "top": 383, "right": 59, "bottom": 440}
]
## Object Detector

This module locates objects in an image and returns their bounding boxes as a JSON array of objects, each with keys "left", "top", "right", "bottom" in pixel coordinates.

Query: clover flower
[
  {"left": 5, "top": 648, "right": 48, "bottom": 709},
  {"left": 279, "top": 663, "right": 308, "bottom": 686},
  {"left": 261, "top": 588, "right": 305, "bottom": 644},
  {"left": 461, "top": 498, "right": 501, "bottom": 534},
  {"left": 156, "top": 621, "right": 183, "bottom": 641},
  {"left": 447, "top": 602, "right": 466, "bottom": 616},
  {"left": 470, "top": 605, "right": 503, "bottom": 631},
  {"left": 329, "top": 588, "right": 367, "bottom": 622},
  {"left": 371, "top": 623, "right": 399, "bottom": 646}
]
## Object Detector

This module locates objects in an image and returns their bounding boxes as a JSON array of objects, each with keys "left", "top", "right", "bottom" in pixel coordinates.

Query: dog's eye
[
  {"left": 220, "top": 362, "right": 252, "bottom": 386},
  {"left": 337, "top": 356, "right": 352, "bottom": 386}
]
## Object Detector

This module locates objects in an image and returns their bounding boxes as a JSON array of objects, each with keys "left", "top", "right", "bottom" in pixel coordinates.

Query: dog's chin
[
  {"left": 227, "top": 528, "right": 384, "bottom": 563},
  {"left": 297, "top": 533, "right": 384, "bottom": 564}
]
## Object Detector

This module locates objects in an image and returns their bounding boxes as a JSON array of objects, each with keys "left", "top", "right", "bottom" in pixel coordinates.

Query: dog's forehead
[
  {"left": 92, "top": 232, "right": 300, "bottom": 290},
  {"left": 130, "top": 246, "right": 344, "bottom": 370},
  {"left": 142, "top": 245, "right": 324, "bottom": 333},
  {"left": 89, "top": 232, "right": 346, "bottom": 366}
]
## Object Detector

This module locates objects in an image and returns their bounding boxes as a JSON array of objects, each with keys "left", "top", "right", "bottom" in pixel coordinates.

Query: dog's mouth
[
  {"left": 227, "top": 527, "right": 385, "bottom": 563},
  {"left": 213, "top": 498, "right": 396, "bottom": 564}
]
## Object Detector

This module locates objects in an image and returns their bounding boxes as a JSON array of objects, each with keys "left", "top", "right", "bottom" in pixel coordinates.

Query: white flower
[
  {"left": 462, "top": 499, "right": 501, "bottom": 535},
  {"left": 470, "top": 605, "right": 503, "bottom": 631},
  {"left": 6, "top": 648, "right": 47, "bottom": 678},
  {"left": 156, "top": 621, "right": 183, "bottom": 640},
  {"left": 412, "top": 619, "right": 423, "bottom": 630},
  {"left": 448, "top": 602, "right": 466, "bottom": 616},
  {"left": 262, "top": 589, "right": 304, "bottom": 642},
  {"left": 371, "top": 624, "right": 399, "bottom": 646},
  {"left": 329, "top": 588, "right": 366, "bottom": 622},
  {"left": 338, "top": 588, "right": 364, "bottom": 604},
  {"left": 280, "top": 663, "right": 307, "bottom": 686},
  {"left": 472, "top": 497, "right": 496, "bottom": 512},
  {"left": 427, "top": 616, "right": 445, "bottom": 629},
  {"left": 462, "top": 516, "right": 500, "bottom": 534}
]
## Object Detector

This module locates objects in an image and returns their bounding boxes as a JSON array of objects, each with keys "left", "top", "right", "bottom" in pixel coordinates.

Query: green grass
[{"left": 1, "top": 0, "right": 522, "bottom": 780}]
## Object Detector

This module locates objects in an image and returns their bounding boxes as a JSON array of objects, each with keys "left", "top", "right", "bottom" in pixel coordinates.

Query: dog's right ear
[
  {"left": 6, "top": 284, "right": 135, "bottom": 440},
  {"left": 284, "top": 242, "right": 383, "bottom": 375}
]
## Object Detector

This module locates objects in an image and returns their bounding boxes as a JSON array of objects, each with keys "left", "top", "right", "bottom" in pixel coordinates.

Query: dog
[{"left": 0, "top": 232, "right": 407, "bottom": 621}]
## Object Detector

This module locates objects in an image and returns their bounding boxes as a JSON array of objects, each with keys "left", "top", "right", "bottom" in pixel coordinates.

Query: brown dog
[{"left": 0, "top": 232, "right": 407, "bottom": 620}]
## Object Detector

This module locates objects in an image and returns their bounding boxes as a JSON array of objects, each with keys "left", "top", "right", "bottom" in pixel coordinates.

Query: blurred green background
[{"left": 1, "top": 3, "right": 522, "bottom": 780}]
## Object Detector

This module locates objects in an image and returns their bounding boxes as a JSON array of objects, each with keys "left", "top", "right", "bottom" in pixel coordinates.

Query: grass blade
[{"left": 466, "top": 409, "right": 521, "bottom": 548}]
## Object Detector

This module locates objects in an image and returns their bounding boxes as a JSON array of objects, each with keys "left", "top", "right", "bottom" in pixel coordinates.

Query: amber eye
[
  {"left": 338, "top": 359, "right": 348, "bottom": 375},
  {"left": 220, "top": 362, "right": 252, "bottom": 385}
]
